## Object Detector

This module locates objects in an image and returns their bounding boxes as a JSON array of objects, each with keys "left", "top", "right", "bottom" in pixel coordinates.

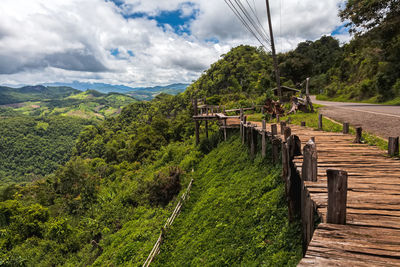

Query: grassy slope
[{"left": 154, "top": 137, "right": 302, "bottom": 266}]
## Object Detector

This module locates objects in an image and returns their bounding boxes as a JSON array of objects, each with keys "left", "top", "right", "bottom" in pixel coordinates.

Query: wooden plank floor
[{"left": 250, "top": 121, "right": 400, "bottom": 266}]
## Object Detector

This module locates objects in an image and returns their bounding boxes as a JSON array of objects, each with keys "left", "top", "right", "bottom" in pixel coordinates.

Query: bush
[{"left": 147, "top": 167, "right": 183, "bottom": 207}]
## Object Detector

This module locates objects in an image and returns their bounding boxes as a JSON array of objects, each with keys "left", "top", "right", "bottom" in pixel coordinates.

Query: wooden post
[
  {"left": 284, "top": 126, "right": 291, "bottom": 141},
  {"left": 280, "top": 121, "right": 286, "bottom": 135},
  {"left": 276, "top": 114, "right": 280, "bottom": 122},
  {"left": 271, "top": 124, "right": 277, "bottom": 136},
  {"left": 301, "top": 121, "right": 306, "bottom": 127},
  {"left": 302, "top": 139, "right": 318, "bottom": 182},
  {"left": 195, "top": 121, "right": 200, "bottom": 145},
  {"left": 301, "top": 187, "right": 314, "bottom": 255},
  {"left": 262, "top": 120, "right": 266, "bottom": 158},
  {"left": 240, "top": 110, "right": 243, "bottom": 140},
  {"left": 388, "top": 137, "right": 399, "bottom": 156},
  {"left": 261, "top": 106, "right": 264, "bottom": 114},
  {"left": 327, "top": 169, "right": 348, "bottom": 224},
  {"left": 282, "top": 142, "right": 289, "bottom": 183},
  {"left": 223, "top": 119, "right": 227, "bottom": 141},
  {"left": 194, "top": 98, "right": 198, "bottom": 115},
  {"left": 354, "top": 127, "right": 362, "bottom": 143},
  {"left": 247, "top": 123, "right": 252, "bottom": 150},
  {"left": 343, "top": 122, "right": 349, "bottom": 134},
  {"left": 287, "top": 117, "right": 291, "bottom": 124},
  {"left": 272, "top": 138, "right": 280, "bottom": 164},
  {"left": 318, "top": 114, "right": 323, "bottom": 130},
  {"left": 242, "top": 116, "right": 247, "bottom": 144},
  {"left": 211, "top": 106, "right": 214, "bottom": 114},
  {"left": 250, "top": 125, "right": 257, "bottom": 159},
  {"left": 205, "top": 121, "right": 208, "bottom": 139}
]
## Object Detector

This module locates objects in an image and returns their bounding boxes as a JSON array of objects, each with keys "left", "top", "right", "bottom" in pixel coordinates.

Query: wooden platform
[{"left": 266, "top": 123, "right": 400, "bottom": 266}]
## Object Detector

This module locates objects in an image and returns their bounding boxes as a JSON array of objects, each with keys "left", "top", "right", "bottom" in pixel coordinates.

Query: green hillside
[
  {"left": 0, "top": 116, "right": 93, "bottom": 184},
  {"left": 0, "top": 89, "right": 137, "bottom": 120},
  {"left": 0, "top": 88, "right": 137, "bottom": 184},
  {"left": 0, "top": 85, "right": 79, "bottom": 105},
  {"left": 0, "top": 68, "right": 301, "bottom": 266},
  {"left": 186, "top": 45, "right": 274, "bottom": 105},
  {"left": 154, "top": 137, "right": 302, "bottom": 266}
]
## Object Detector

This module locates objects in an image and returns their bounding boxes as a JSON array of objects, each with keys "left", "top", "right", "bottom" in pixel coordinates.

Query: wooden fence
[
  {"left": 143, "top": 178, "right": 194, "bottom": 267},
  {"left": 238, "top": 116, "right": 354, "bottom": 255}
]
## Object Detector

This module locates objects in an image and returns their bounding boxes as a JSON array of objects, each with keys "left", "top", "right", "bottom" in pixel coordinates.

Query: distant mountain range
[{"left": 43, "top": 82, "right": 189, "bottom": 100}]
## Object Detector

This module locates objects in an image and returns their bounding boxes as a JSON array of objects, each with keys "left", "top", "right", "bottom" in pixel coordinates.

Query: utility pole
[{"left": 265, "top": 0, "right": 282, "bottom": 102}]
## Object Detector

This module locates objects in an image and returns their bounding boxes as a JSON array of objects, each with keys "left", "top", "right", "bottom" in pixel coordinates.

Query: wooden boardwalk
[
  {"left": 192, "top": 100, "right": 400, "bottom": 265},
  {"left": 272, "top": 123, "right": 400, "bottom": 266}
]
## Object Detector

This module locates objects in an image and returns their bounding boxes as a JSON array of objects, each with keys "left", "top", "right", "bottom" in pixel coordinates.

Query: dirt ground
[{"left": 319, "top": 106, "right": 400, "bottom": 140}]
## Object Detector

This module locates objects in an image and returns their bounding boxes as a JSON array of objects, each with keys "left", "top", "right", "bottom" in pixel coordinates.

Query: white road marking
[{"left": 329, "top": 106, "right": 400, "bottom": 119}]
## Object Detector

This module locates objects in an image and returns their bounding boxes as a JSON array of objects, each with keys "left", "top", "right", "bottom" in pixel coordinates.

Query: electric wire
[
  {"left": 224, "top": 0, "right": 267, "bottom": 48},
  {"left": 234, "top": 0, "right": 271, "bottom": 45},
  {"left": 244, "top": 0, "right": 270, "bottom": 43},
  {"left": 224, "top": 0, "right": 270, "bottom": 50}
]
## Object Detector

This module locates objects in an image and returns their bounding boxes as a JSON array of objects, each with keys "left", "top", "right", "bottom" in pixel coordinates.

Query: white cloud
[{"left": 0, "top": 0, "right": 350, "bottom": 87}]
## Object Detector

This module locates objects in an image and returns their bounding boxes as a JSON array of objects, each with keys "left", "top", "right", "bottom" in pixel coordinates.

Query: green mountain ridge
[{"left": 0, "top": 85, "right": 79, "bottom": 105}]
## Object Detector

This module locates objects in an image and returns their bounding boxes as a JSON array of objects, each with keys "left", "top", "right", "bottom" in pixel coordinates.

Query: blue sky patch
[
  {"left": 205, "top": 37, "right": 220, "bottom": 44},
  {"left": 331, "top": 24, "right": 349, "bottom": 36},
  {"left": 121, "top": 2, "right": 198, "bottom": 35},
  {"left": 127, "top": 50, "right": 134, "bottom": 57},
  {"left": 110, "top": 48, "right": 119, "bottom": 56}
]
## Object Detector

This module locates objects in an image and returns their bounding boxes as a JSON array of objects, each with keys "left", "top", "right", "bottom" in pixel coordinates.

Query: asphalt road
[
  {"left": 312, "top": 96, "right": 400, "bottom": 118},
  {"left": 311, "top": 96, "right": 400, "bottom": 139}
]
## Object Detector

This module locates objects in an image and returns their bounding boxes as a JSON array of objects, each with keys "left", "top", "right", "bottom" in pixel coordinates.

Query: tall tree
[{"left": 340, "top": 0, "right": 400, "bottom": 33}]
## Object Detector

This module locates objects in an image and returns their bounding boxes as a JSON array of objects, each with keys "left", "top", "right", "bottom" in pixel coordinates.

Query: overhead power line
[{"left": 224, "top": 0, "right": 271, "bottom": 51}]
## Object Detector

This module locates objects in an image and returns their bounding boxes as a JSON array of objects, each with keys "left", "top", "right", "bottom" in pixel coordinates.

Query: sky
[{"left": 0, "top": 0, "right": 350, "bottom": 87}]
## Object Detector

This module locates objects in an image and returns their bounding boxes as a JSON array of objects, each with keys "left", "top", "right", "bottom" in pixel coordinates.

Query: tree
[{"left": 340, "top": 0, "right": 400, "bottom": 33}]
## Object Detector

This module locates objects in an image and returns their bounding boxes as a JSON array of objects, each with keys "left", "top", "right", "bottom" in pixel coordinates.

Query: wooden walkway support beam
[
  {"left": 195, "top": 121, "right": 200, "bottom": 145},
  {"left": 205, "top": 121, "right": 208, "bottom": 139},
  {"left": 242, "top": 116, "right": 247, "bottom": 145},
  {"left": 284, "top": 126, "right": 291, "bottom": 141},
  {"left": 223, "top": 119, "right": 227, "bottom": 141},
  {"left": 354, "top": 127, "right": 362, "bottom": 143},
  {"left": 280, "top": 121, "right": 286, "bottom": 134},
  {"left": 388, "top": 136, "right": 399, "bottom": 156},
  {"left": 271, "top": 124, "right": 277, "bottom": 136},
  {"left": 302, "top": 139, "right": 317, "bottom": 182},
  {"left": 301, "top": 186, "right": 314, "bottom": 255},
  {"left": 343, "top": 122, "right": 349, "bottom": 134},
  {"left": 272, "top": 138, "right": 280, "bottom": 164},
  {"left": 318, "top": 114, "right": 323, "bottom": 130},
  {"left": 327, "top": 169, "right": 348, "bottom": 225},
  {"left": 261, "top": 120, "right": 266, "bottom": 158},
  {"left": 250, "top": 125, "right": 257, "bottom": 159}
]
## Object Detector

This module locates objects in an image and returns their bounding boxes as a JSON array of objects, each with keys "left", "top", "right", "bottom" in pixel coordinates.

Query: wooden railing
[{"left": 143, "top": 178, "right": 194, "bottom": 267}]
